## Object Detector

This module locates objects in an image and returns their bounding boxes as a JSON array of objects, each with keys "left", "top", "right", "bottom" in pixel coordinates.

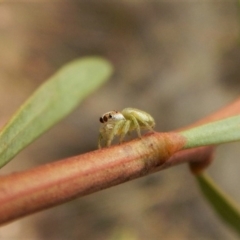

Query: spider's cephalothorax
[{"left": 98, "top": 108, "right": 155, "bottom": 148}]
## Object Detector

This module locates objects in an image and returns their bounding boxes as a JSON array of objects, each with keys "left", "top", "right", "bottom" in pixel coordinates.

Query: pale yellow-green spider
[{"left": 98, "top": 108, "right": 155, "bottom": 148}]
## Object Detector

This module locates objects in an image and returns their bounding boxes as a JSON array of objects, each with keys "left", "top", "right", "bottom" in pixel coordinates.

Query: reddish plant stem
[
  {"left": 0, "top": 132, "right": 185, "bottom": 225},
  {"left": 0, "top": 97, "right": 240, "bottom": 225}
]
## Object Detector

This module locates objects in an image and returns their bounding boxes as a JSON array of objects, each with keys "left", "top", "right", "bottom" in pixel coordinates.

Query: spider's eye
[
  {"left": 103, "top": 116, "right": 108, "bottom": 122},
  {"left": 99, "top": 117, "right": 104, "bottom": 123}
]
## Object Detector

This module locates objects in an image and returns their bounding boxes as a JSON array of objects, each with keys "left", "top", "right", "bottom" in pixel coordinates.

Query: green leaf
[
  {"left": 180, "top": 115, "right": 240, "bottom": 148},
  {"left": 0, "top": 57, "right": 113, "bottom": 168},
  {"left": 196, "top": 174, "right": 240, "bottom": 235}
]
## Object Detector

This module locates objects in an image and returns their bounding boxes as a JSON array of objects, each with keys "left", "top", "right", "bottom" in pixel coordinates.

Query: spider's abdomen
[{"left": 121, "top": 108, "right": 155, "bottom": 128}]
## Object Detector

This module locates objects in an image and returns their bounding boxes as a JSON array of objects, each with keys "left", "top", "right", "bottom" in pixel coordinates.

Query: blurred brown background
[{"left": 0, "top": 1, "right": 240, "bottom": 240}]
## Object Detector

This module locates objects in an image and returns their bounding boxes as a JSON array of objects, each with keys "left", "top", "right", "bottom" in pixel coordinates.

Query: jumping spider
[{"left": 98, "top": 108, "right": 155, "bottom": 148}]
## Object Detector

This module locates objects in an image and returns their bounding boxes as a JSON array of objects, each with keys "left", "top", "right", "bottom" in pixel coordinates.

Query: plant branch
[
  {"left": 0, "top": 98, "right": 240, "bottom": 225},
  {"left": 0, "top": 132, "right": 186, "bottom": 225}
]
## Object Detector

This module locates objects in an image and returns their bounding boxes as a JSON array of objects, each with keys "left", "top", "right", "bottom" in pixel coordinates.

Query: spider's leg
[
  {"left": 119, "top": 120, "right": 131, "bottom": 143},
  {"left": 99, "top": 124, "right": 110, "bottom": 148},
  {"left": 139, "top": 119, "right": 154, "bottom": 131},
  {"left": 129, "top": 115, "right": 141, "bottom": 138},
  {"left": 132, "top": 113, "right": 154, "bottom": 132},
  {"left": 106, "top": 120, "right": 125, "bottom": 146},
  {"left": 98, "top": 126, "right": 108, "bottom": 149},
  {"left": 98, "top": 132, "right": 104, "bottom": 149}
]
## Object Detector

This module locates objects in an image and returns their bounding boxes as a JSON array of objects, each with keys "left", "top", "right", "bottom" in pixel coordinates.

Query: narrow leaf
[
  {"left": 0, "top": 57, "right": 113, "bottom": 168},
  {"left": 196, "top": 174, "right": 240, "bottom": 235},
  {"left": 181, "top": 115, "right": 240, "bottom": 148}
]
